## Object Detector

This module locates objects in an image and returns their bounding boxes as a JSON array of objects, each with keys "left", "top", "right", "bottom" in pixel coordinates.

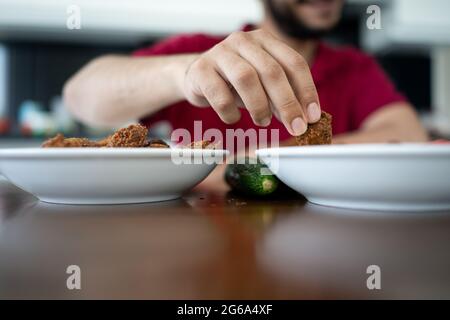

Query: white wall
[
  {"left": 362, "top": 0, "right": 450, "bottom": 51},
  {"left": 0, "top": 0, "right": 263, "bottom": 43}
]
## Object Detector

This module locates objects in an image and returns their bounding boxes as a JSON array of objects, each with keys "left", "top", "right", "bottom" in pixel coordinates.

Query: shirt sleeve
[
  {"left": 132, "top": 34, "right": 221, "bottom": 128},
  {"left": 132, "top": 35, "right": 192, "bottom": 127},
  {"left": 132, "top": 33, "right": 220, "bottom": 57},
  {"left": 350, "top": 54, "right": 407, "bottom": 129}
]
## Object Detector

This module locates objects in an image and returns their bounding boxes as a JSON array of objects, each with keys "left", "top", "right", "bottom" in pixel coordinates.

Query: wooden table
[{"left": 0, "top": 177, "right": 449, "bottom": 299}]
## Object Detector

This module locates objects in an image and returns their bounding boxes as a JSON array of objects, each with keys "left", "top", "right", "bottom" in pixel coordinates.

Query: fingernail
[
  {"left": 291, "top": 117, "right": 307, "bottom": 136},
  {"left": 307, "top": 102, "right": 321, "bottom": 123},
  {"left": 260, "top": 117, "right": 271, "bottom": 127}
]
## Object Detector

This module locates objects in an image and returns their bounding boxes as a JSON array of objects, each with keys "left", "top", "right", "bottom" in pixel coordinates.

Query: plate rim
[
  {"left": 0, "top": 147, "right": 230, "bottom": 159},
  {"left": 256, "top": 143, "right": 450, "bottom": 157}
]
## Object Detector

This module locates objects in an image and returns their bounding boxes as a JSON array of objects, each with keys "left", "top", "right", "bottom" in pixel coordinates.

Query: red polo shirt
[{"left": 134, "top": 26, "right": 406, "bottom": 145}]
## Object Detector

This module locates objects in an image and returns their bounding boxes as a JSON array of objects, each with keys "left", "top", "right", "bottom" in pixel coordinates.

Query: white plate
[
  {"left": 0, "top": 148, "right": 228, "bottom": 204},
  {"left": 256, "top": 144, "right": 450, "bottom": 211}
]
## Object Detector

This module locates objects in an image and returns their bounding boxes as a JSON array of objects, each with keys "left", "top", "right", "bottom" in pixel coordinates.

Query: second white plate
[{"left": 256, "top": 144, "right": 450, "bottom": 211}]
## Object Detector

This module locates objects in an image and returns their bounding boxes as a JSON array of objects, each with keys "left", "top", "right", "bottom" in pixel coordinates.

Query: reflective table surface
[{"left": 0, "top": 178, "right": 449, "bottom": 299}]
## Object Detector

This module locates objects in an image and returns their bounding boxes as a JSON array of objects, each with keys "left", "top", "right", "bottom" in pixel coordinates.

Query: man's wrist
[{"left": 166, "top": 54, "right": 199, "bottom": 102}]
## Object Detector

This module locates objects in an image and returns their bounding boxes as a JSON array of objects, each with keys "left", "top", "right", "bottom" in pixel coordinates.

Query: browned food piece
[
  {"left": 42, "top": 134, "right": 99, "bottom": 148},
  {"left": 187, "top": 140, "right": 216, "bottom": 149},
  {"left": 94, "top": 137, "right": 111, "bottom": 147},
  {"left": 295, "top": 111, "right": 332, "bottom": 146},
  {"left": 146, "top": 139, "right": 170, "bottom": 148},
  {"left": 106, "top": 124, "right": 148, "bottom": 147},
  {"left": 42, "top": 124, "right": 149, "bottom": 148}
]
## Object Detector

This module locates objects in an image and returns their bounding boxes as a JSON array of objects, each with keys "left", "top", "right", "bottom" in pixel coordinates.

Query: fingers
[
  {"left": 214, "top": 50, "right": 271, "bottom": 126},
  {"left": 200, "top": 70, "right": 241, "bottom": 124},
  {"left": 187, "top": 59, "right": 241, "bottom": 124},
  {"left": 226, "top": 34, "right": 307, "bottom": 135},
  {"left": 254, "top": 31, "right": 321, "bottom": 124},
  {"left": 184, "top": 29, "right": 321, "bottom": 135}
]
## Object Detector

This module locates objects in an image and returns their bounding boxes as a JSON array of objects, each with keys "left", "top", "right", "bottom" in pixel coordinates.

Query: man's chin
[
  {"left": 296, "top": 0, "right": 337, "bottom": 10},
  {"left": 280, "top": 23, "right": 333, "bottom": 40},
  {"left": 301, "top": 23, "right": 336, "bottom": 33},
  {"left": 265, "top": 0, "right": 339, "bottom": 40}
]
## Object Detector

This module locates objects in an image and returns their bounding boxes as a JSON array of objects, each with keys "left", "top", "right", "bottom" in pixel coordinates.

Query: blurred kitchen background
[{"left": 0, "top": 0, "right": 450, "bottom": 146}]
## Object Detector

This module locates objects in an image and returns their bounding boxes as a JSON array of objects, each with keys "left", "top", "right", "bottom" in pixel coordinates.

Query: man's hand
[{"left": 183, "top": 29, "right": 321, "bottom": 136}]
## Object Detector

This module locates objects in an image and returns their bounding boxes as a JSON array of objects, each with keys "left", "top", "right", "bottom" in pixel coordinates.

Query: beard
[{"left": 265, "top": 0, "right": 336, "bottom": 40}]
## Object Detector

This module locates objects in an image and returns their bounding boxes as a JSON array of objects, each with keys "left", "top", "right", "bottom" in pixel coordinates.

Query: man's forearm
[
  {"left": 63, "top": 54, "right": 198, "bottom": 127},
  {"left": 279, "top": 103, "right": 428, "bottom": 145},
  {"left": 332, "top": 126, "right": 428, "bottom": 144},
  {"left": 333, "top": 103, "right": 428, "bottom": 144}
]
